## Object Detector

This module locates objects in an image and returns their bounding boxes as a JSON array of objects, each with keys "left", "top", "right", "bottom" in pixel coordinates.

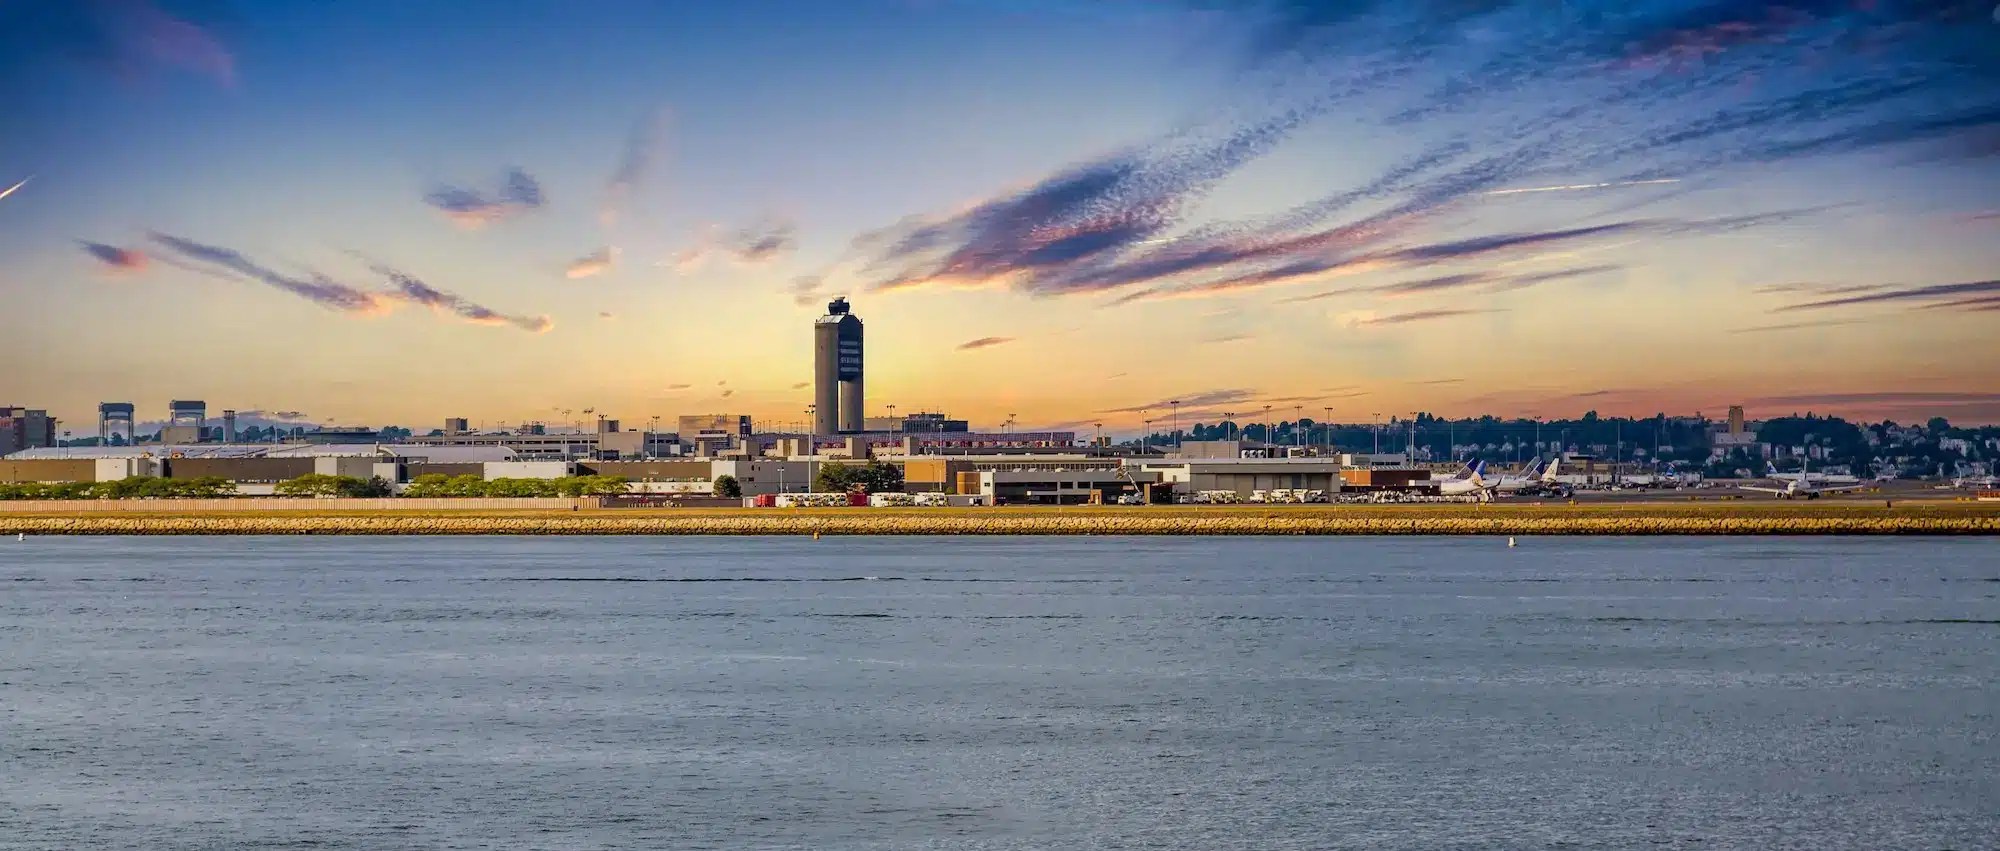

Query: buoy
[{"left": 1507, "top": 536, "right": 1516, "bottom": 548}]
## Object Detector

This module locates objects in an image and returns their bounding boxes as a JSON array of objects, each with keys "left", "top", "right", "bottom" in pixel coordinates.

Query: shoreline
[{"left": 4, "top": 501, "right": 1997, "bottom": 535}]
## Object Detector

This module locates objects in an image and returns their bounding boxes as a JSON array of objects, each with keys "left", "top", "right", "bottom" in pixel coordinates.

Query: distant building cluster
[{"left": 9, "top": 300, "right": 1994, "bottom": 499}]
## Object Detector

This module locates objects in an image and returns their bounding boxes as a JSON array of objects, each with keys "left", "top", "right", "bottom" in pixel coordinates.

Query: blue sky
[{"left": 2, "top": 0, "right": 1997, "bottom": 433}]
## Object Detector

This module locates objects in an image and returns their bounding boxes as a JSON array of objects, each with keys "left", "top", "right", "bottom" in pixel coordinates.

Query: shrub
[{"left": 274, "top": 474, "right": 389, "bottom": 498}]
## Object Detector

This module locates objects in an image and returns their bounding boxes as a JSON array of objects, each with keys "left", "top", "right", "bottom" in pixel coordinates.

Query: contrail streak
[
  {"left": 0, "top": 176, "right": 30, "bottom": 202},
  {"left": 1481, "top": 178, "right": 1680, "bottom": 197}
]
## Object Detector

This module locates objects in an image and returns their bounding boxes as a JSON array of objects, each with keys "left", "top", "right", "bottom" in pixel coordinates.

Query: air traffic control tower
[{"left": 813, "top": 297, "right": 864, "bottom": 434}]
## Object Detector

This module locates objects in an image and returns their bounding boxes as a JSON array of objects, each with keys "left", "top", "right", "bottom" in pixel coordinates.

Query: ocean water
[{"left": 1, "top": 535, "right": 1995, "bottom": 850}]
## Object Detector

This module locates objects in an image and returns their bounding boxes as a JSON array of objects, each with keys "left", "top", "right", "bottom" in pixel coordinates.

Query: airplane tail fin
[
  {"left": 1541, "top": 456, "right": 1561, "bottom": 482},
  {"left": 1451, "top": 459, "right": 1477, "bottom": 481}
]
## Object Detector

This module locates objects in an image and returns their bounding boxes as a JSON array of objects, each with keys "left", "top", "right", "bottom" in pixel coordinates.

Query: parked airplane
[
  {"left": 1431, "top": 458, "right": 1563, "bottom": 500},
  {"left": 1435, "top": 460, "right": 1490, "bottom": 497},
  {"left": 1740, "top": 462, "right": 1865, "bottom": 499},
  {"left": 1493, "top": 457, "right": 1551, "bottom": 495},
  {"left": 1939, "top": 474, "right": 2000, "bottom": 490}
]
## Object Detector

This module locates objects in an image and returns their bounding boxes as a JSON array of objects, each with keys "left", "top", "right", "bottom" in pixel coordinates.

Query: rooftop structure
[{"left": 98, "top": 402, "right": 135, "bottom": 444}]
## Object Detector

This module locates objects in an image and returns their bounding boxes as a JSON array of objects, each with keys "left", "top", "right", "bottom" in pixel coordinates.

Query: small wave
[
  {"left": 1542, "top": 616, "right": 2000, "bottom": 627},
  {"left": 485, "top": 576, "right": 906, "bottom": 583}
]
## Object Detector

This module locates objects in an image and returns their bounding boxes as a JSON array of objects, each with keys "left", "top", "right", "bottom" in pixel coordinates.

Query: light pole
[
  {"left": 1372, "top": 412, "right": 1381, "bottom": 454},
  {"left": 1295, "top": 406, "right": 1303, "bottom": 450},
  {"left": 1323, "top": 407, "right": 1333, "bottom": 455},
  {"left": 1223, "top": 412, "right": 1235, "bottom": 442},
  {"left": 1262, "top": 405, "right": 1272, "bottom": 453},
  {"left": 1170, "top": 400, "right": 1181, "bottom": 449},
  {"left": 1094, "top": 422, "right": 1103, "bottom": 453},
  {"left": 1143, "top": 417, "right": 1152, "bottom": 453}
]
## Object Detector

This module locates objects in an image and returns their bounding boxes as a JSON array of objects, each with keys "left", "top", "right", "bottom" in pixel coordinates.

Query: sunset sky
[{"left": 3, "top": 0, "right": 1997, "bottom": 435}]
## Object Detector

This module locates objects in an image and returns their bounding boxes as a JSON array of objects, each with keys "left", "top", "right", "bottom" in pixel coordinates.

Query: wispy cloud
[
  {"left": 1100, "top": 388, "right": 1261, "bottom": 415},
  {"left": 671, "top": 218, "right": 799, "bottom": 271},
  {"left": 825, "top": 0, "right": 1990, "bottom": 310},
  {"left": 1349, "top": 308, "right": 1501, "bottom": 327},
  {"left": 370, "top": 264, "right": 553, "bottom": 333},
  {"left": 79, "top": 241, "right": 147, "bottom": 273},
  {"left": 852, "top": 102, "right": 1329, "bottom": 298},
  {"left": 1774, "top": 279, "right": 2000, "bottom": 312},
  {"left": 1729, "top": 318, "right": 1857, "bottom": 334},
  {"left": 424, "top": 168, "right": 544, "bottom": 229},
  {"left": 144, "top": 233, "right": 551, "bottom": 332},
  {"left": 663, "top": 384, "right": 692, "bottom": 391},
  {"left": 957, "top": 336, "right": 1015, "bottom": 351},
  {"left": 790, "top": 381, "right": 810, "bottom": 390},
  {"left": 1748, "top": 391, "right": 2000, "bottom": 407},
  {"left": 1481, "top": 178, "right": 1680, "bottom": 197},
  {"left": 603, "top": 110, "right": 668, "bottom": 227},
  {"left": 1416, "top": 378, "right": 1464, "bottom": 385},
  {"left": 565, "top": 247, "right": 617, "bottom": 279},
  {"left": 730, "top": 219, "right": 796, "bottom": 264},
  {"left": 1202, "top": 333, "right": 1253, "bottom": 345},
  {"left": 8, "top": 0, "right": 235, "bottom": 86},
  {"left": 597, "top": 311, "right": 616, "bottom": 321},
  {"left": 1752, "top": 282, "right": 1886, "bottom": 296},
  {"left": 786, "top": 275, "right": 826, "bottom": 307},
  {"left": 150, "top": 233, "right": 390, "bottom": 314}
]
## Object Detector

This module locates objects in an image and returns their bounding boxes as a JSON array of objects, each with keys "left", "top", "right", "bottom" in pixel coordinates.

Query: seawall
[
  {"left": 0, "top": 497, "right": 598, "bottom": 512},
  {"left": 4, "top": 508, "right": 1997, "bottom": 536}
]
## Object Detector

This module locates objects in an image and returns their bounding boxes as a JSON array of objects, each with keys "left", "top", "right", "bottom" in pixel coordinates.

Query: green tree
[
  {"left": 814, "top": 462, "right": 858, "bottom": 492},
  {"left": 713, "top": 474, "right": 742, "bottom": 498},
  {"left": 548, "top": 475, "right": 626, "bottom": 497},
  {"left": 577, "top": 474, "right": 628, "bottom": 495},
  {"left": 858, "top": 460, "right": 903, "bottom": 493},
  {"left": 275, "top": 474, "right": 388, "bottom": 498},
  {"left": 176, "top": 476, "right": 236, "bottom": 498},
  {"left": 275, "top": 473, "right": 350, "bottom": 497},
  {"left": 484, "top": 478, "right": 556, "bottom": 497},
  {"left": 813, "top": 460, "right": 902, "bottom": 493},
  {"left": 402, "top": 473, "right": 456, "bottom": 498}
]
